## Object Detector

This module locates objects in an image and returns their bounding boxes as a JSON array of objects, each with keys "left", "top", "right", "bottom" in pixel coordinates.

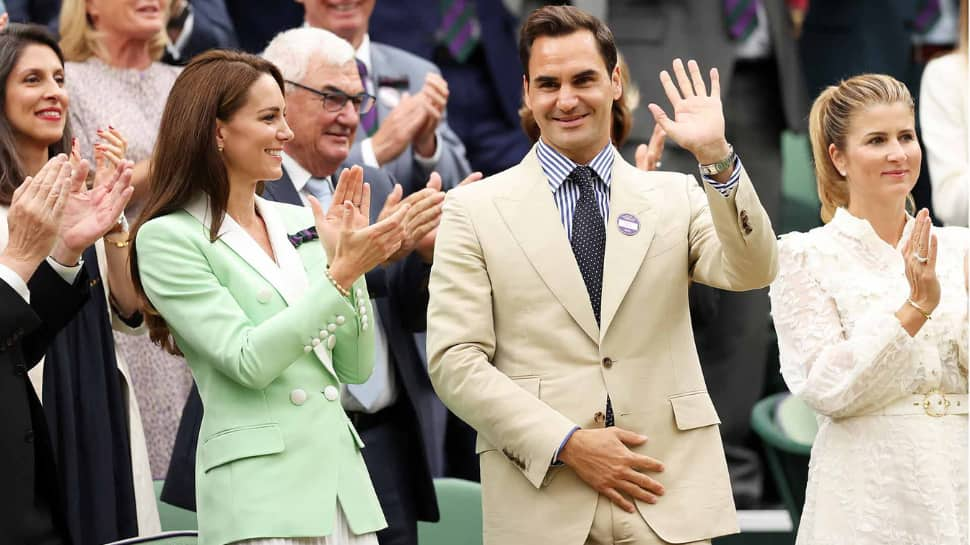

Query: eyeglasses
[{"left": 285, "top": 80, "right": 376, "bottom": 114}]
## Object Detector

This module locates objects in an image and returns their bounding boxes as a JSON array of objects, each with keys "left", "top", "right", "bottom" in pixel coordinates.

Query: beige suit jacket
[{"left": 427, "top": 147, "right": 778, "bottom": 545}]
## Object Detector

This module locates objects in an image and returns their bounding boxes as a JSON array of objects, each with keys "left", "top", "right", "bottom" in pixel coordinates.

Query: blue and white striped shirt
[{"left": 535, "top": 139, "right": 743, "bottom": 240}]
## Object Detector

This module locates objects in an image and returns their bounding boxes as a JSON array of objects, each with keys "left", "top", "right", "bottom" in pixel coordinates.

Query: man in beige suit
[{"left": 427, "top": 6, "right": 778, "bottom": 545}]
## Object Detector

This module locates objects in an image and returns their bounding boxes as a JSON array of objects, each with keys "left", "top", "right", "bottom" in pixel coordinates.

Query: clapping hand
[
  {"left": 635, "top": 124, "right": 667, "bottom": 172},
  {"left": 51, "top": 158, "right": 134, "bottom": 266},
  {"left": 0, "top": 155, "right": 73, "bottom": 281},
  {"left": 313, "top": 166, "right": 371, "bottom": 261},
  {"left": 900, "top": 208, "right": 940, "bottom": 315},
  {"left": 647, "top": 59, "right": 730, "bottom": 167}
]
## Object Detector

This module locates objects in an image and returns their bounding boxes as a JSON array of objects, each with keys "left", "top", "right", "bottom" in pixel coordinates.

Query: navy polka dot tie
[{"left": 568, "top": 166, "right": 614, "bottom": 426}]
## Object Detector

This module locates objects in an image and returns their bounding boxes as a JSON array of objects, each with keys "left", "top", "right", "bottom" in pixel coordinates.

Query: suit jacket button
[
  {"left": 257, "top": 288, "right": 272, "bottom": 304},
  {"left": 323, "top": 385, "right": 339, "bottom": 401},
  {"left": 602, "top": 357, "right": 613, "bottom": 369},
  {"left": 290, "top": 389, "right": 308, "bottom": 406},
  {"left": 24, "top": 429, "right": 34, "bottom": 443}
]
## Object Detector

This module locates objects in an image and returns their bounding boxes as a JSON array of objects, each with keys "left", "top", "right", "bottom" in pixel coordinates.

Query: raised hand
[
  {"left": 0, "top": 155, "right": 73, "bottom": 280},
  {"left": 635, "top": 123, "right": 667, "bottom": 172},
  {"left": 95, "top": 126, "right": 129, "bottom": 167},
  {"left": 647, "top": 59, "right": 729, "bottom": 165},
  {"left": 371, "top": 93, "right": 431, "bottom": 165},
  {"left": 52, "top": 159, "right": 134, "bottom": 265}
]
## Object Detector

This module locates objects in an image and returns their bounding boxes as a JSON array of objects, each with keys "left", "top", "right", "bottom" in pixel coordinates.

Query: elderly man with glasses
[{"left": 159, "top": 27, "right": 477, "bottom": 545}]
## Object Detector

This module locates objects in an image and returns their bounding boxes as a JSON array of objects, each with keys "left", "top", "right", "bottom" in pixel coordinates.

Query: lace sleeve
[{"left": 770, "top": 235, "right": 924, "bottom": 418}]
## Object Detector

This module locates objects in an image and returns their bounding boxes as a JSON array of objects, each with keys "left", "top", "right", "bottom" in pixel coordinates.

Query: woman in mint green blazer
[{"left": 128, "top": 50, "right": 409, "bottom": 545}]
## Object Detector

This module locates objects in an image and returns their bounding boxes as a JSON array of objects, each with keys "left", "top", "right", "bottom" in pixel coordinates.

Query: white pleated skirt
[{"left": 229, "top": 504, "right": 379, "bottom": 545}]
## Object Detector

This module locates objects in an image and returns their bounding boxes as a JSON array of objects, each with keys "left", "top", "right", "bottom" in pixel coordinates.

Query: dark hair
[
  {"left": 518, "top": 5, "right": 618, "bottom": 79},
  {"left": 129, "top": 49, "right": 285, "bottom": 354},
  {"left": 517, "top": 6, "right": 628, "bottom": 147},
  {"left": 0, "top": 23, "right": 73, "bottom": 206}
]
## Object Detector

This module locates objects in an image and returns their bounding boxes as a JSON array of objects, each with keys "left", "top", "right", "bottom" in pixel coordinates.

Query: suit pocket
[
  {"left": 474, "top": 376, "right": 540, "bottom": 454},
  {"left": 200, "top": 423, "right": 285, "bottom": 472},
  {"left": 668, "top": 391, "right": 721, "bottom": 430}
]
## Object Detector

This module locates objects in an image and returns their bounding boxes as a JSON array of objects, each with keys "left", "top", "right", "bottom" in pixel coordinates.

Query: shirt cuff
[
  {"left": 413, "top": 132, "right": 442, "bottom": 168},
  {"left": 552, "top": 426, "right": 580, "bottom": 466},
  {"left": 700, "top": 155, "right": 743, "bottom": 198},
  {"left": 46, "top": 256, "right": 83, "bottom": 285},
  {"left": 360, "top": 138, "right": 381, "bottom": 168},
  {"left": 0, "top": 263, "right": 30, "bottom": 303},
  {"left": 165, "top": 9, "right": 195, "bottom": 61}
]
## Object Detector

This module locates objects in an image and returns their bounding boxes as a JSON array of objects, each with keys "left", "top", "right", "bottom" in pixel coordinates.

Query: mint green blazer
[{"left": 136, "top": 195, "right": 386, "bottom": 545}]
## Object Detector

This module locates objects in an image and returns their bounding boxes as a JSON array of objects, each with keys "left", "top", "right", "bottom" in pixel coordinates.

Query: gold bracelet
[
  {"left": 907, "top": 298, "right": 932, "bottom": 320},
  {"left": 325, "top": 267, "right": 350, "bottom": 298},
  {"left": 104, "top": 236, "right": 130, "bottom": 248}
]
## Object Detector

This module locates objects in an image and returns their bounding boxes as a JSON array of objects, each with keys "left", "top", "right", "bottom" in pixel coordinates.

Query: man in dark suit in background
[
  {"left": 298, "top": 0, "right": 473, "bottom": 193},
  {"left": 368, "top": 0, "right": 531, "bottom": 177}
]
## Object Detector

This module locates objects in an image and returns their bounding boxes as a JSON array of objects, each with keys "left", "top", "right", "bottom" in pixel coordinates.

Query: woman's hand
[
  {"left": 901, "top": 209, "right": 941, "bottom": 314},
  {"left": 314, "top": 166, "right": 370, "bottom": 261},
  {"left": 51, "top": 159, "right": 134, "bottom": 265},
  {"left": 95, "top": 126, "right": 128, "bottom": 167},
  {"left": 0, "top": 155, "right": 73, "bottom": 280},
  {"left": 310, "top": 198, "right": 409, "bottom": 291}
]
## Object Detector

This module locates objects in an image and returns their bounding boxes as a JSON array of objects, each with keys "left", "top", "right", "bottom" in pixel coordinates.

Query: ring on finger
[
  {"left": 655, "top": 161, "right": 663, "bottom": 169},
  {"left": 915, "top": 254, "right": 929, "bottom": 264}
]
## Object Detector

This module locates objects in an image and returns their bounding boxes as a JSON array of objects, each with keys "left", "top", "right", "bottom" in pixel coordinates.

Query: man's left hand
[{"left": 646, "top": 59, "right": 730, "bottom": 165}]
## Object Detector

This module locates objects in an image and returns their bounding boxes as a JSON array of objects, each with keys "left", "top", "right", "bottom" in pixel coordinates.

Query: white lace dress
[{"left": 770, "top": 208, "right": 968, "bottom": 545}]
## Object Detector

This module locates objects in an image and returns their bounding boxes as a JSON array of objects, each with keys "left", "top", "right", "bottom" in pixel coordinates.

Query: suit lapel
[
  {"left": 262, "top": 169, "right": 303, "bottom": 207},
  {"left": 494, "top": 151, "right": 599, "bottom": 344},
  {"left": 600, "top": 156, "right": 657, "bottom": 339}
]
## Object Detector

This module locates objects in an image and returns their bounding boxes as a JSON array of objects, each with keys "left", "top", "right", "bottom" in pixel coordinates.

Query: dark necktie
[
  {"left": 568, "top": 166, "right": 613, "bottom": 426},
  {"left": 724, "top": 0, "right": 759, "bottom": 41},
  {"left": 356, "top": 59, "right": 379, "bottom": 136},
  {"left": 437, "top": 0, "right": 481, "bottom": 63}
]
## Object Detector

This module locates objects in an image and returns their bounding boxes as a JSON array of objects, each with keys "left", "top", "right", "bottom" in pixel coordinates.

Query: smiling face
[
  {"left": 86, "top": 0, "right": 168, "bottom": 41},
  {"left": 283, "top": 56, "right": 362, "bottom": 177},
  {"left": 217, "top": 73, "right": 294, "bottom": 187},
  {"left": 299, "top": 0, "right": 375, "bottom": 48},
  {"left": 4, "top": 44, "right": 68, "bottom": 152},
  {"left": 829, "top": 101, "right": 922, "bottom": 209},
  {"left": 523, "top": 30, "right": 621, "bottom": 164}
]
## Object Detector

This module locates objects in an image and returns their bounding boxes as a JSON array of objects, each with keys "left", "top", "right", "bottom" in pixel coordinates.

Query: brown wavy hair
[
  {"left": 129, "top": 49, "right": 285, "bottom": 354},
  {"left": 0, "top": 23, "right": 74, "bottom": 206},
  {"left": 808, "top": 74, "right": 915, "bottom": 223},
  {"left": 518, "top": 5, "right": 633, "bottom": 147}
]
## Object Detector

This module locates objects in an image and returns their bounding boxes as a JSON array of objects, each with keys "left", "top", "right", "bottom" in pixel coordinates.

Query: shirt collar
[
  {"left": 355, "top": 34, "right": 372, "bottom": 73},
  {"left": 535, "top": 138, "right": 614, "bottom": 193},
  {"left": 281, "top": 152, "right": 315, "bottom": 193}
]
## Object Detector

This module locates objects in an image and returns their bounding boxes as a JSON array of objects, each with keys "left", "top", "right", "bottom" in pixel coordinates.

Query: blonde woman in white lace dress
[{"left": 770, "top": 74, "right": 968, "bottom": 545}]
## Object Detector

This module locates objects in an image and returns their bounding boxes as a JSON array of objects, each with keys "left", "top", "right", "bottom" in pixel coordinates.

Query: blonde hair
[
  {"left": 808, "top": 74, "right": 915, "bottom": 223},
  {"left": 59, "top": 0, "right": 168, "bottom": 63}
]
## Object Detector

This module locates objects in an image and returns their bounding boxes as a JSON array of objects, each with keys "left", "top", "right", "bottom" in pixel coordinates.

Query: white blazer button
[
  {"left": 362, "top": 323, "right": 369, "bottom": 332},
  {"left": 290, "top": 389, "right": 308, "bottom": 405},
  {"left": 312, "top": 338, "right": 321, "bottom": 347},
  {"left": 327, "top": 335, "right": 337, "bottom": 349},
  {"left": 336, "top": 315, "right": 346, "bottom": 325},
  {"left": 359, "top": 305, "right": 368, "bottom": 316},
  {"left": 303, "top": 345, "right": 312, "bottom": 353},
  {"left": 327, "top": 323, "right": 337, "bottom": 333},
  {"left": 323, "top": 385, "right": 339, "bottom": 401},
  {"left": 257, "top": 288, "right": 272, "bottom": 304},
  {"left": 319, "top": 330, "right": 328, "bottom": 339},
  {"left": 355, "top": 288, "right": 363, "bottom": 298}
]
